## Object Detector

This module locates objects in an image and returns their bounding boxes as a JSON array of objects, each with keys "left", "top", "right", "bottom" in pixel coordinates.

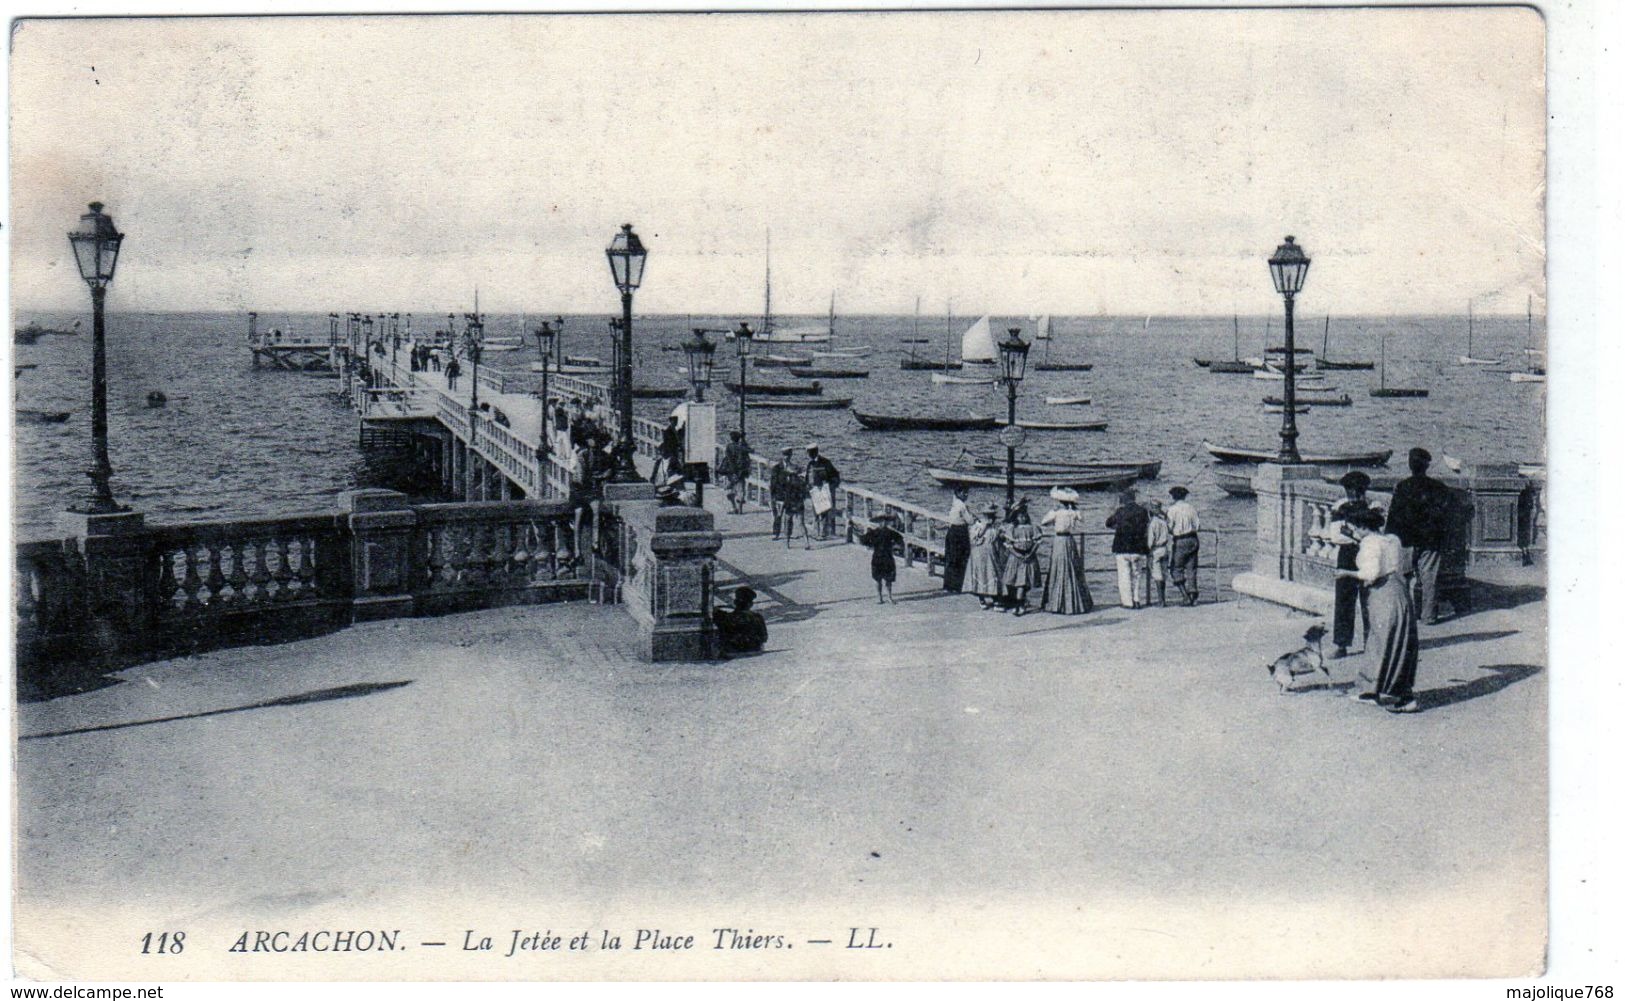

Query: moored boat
[
  {"left": 972, "top": 457, "right": 1161, "bottom": 479},
  {"left": 1213, "top": 466, "right": 1257, "bottom": 496},
  {"left": 1207, "top": 360, "right": 1256, "bottom": 374},
  {"left": 932, "top": 372, "right": 995, "bottom": 385},
  {"left": 788, "top": 366, "right": 869, "bottom": 379},
  {"left": 853, "top": 411, "right": 996, "bottom": 431},
  {"left": 745, "top": 396, "right": 852, "bottom": 410},
  {"left": 1044, "top": 395, "right": 1091, "bottom": 406},
  {"left": 927, "top": 466, "right": 1138, "bottom": 491},
  {"left": 1260, "top": 393, "right": 1352, "bottom": 406},
  {"left": 993, "top": 417, "right": 1108, "bottom": 431},
  {"left": 755, "top": 354, "right": 813, "bottom": 368},
  {"left": 1202, "top": 440, "right": 1392, "bottom": 466},
  {"left": 725, "top": 380, "right": 823, "bottom": 396},
  {"left": 901, "top": 358, "right": 963, "bottom": 371}
]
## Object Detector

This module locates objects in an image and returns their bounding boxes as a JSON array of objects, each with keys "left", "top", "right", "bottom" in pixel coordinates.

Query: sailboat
[
  {"left": 1510, "top": 294, "right": 1546, "bottom": 382},
  {"left": 1204, "top": 316, "right": 1255, "bottom": 373},
  {"left": 901, "top": 300, "right": 964, "bottom": 370},
  {"left": 1458, "top": 301, "right": 1498, "bottom": 364},
  {"left": 750, "top": 233, "right": 830, "bottom": 344},
  {"left": 1032, "top": 315, "right": 1093, "bottom": 371},
  {"left": 1316, "top": 316, "right": 1374, "bottom": 370},
  {"left": 811, "top": 292, "right": 870, "bottom": 358},
  {"left": 1369, "top": 329, "right": 1429, "bottom": 398},
  {"left": 959, "top": 314, "right": 997, "bottom": 365}
]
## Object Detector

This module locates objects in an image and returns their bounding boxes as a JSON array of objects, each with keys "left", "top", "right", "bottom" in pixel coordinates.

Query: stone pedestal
[
  {"left": 1232, "top": 463, "right": 1332, "bottom": 613},
  {"left": 59, "top": 508, "right": 152, "bottom": 662},
  {"left": 344, "top": 489, "right": 418, "bottom": 622},
  {"left": 1464, "top": 463, "right": 1535, "bottom": 565},
  {"left": 618, "top": 502, "right": 723, "bottom": 661}
]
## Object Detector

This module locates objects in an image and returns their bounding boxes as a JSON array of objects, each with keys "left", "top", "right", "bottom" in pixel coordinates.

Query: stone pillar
[
  {"left": 617, "top": 501, "right": 723, "bottom": 661},
  {"left": 59, "top": 509, "right": 152, "bottom": 663},
  {"left": 344, "top": 489, "right": 418, "bottom": 622},
  {"left": 1463, "top": 463, "right": 1532, "bottom": 565},
  {"left": 1231, "top": 462, "right": 1331, "bottom": 613}
]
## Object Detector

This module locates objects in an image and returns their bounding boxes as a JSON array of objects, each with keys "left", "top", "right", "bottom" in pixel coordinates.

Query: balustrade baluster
[
  {"left": 295, "top": 536, "right": 317, "bottom": 596},
  {"left": 249, "top": 538, "right": 273, "bottom": 602},
  {"left": 225, "top": 542, "right": 250, "bottom": 606},
  {"left": 155, "top": 550, "right": 180, "bottom": 610},
  {"left": 179, "top": 546, "right": 205, "bottom": 611},
  {"left": 270, "top": 537, "right": 295, "bottom": 600},
  {"left": 204, "top": 544, "right": 227, "bottom": 606}
]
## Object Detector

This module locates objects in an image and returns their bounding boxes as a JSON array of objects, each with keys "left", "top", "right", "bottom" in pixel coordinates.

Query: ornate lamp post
[
  {"left": 1268, "top": 235, "right": 1312, "bottom": 463},
  {"left": 733, "top": 321, "right": 755, "bottom": 437},
  {"left": 534, "top": 319, "right": 557, "bottom": 459},
  {"left": 361, "top": 315, "right": 375, "bottom": 386},
  {"left": 996, "top": 327, "right": 1032, "bottom": 507},
  {"left": 464, "top": 309, "right": 484, "bottom": 411},
  {"left": 66, "top": 201, "right": 126, "bottom": 513},
  {"left": 604, "top": 223, "right": 648, "bottom": 482},
  {"left": 328, "top": 312, "right": 339, "bottom": 348}
]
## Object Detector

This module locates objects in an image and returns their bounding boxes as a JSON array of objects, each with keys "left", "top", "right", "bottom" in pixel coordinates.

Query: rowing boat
[
  {"left": 1203, "top": 441, "right": 1392, "bottom": 466},
  {"left": 971, "top": 458, "right": 1161, "bottom": 479},
  {"left": 1207, "top": 360, "right": 1256, "bottom": 374},
  {"left": 1044, "top": 395, "right": 1091, "bottom": 406},
  {"left": 745, "top": 397, "right": 852, "bottom": 410},
  {"left": 852, "top": 411, "right": 997, "bottom": 431},
  {"left": 900, "top": 359, "right": 964, "bottom": 371},
  {"left": 812, "top": 348, "right": 872, "bottom": 359},
  {"left": 1032, "top": 362, "right": 1094, "bottom": 372},
  {"left": 788, "top": 367, "right": 869, "bottom": 379},
  {"left": 932, "top": 373, "right": 995, "bottom": 385},
  {"left": 724, "top": 380, "right": 823, "bottom": 396},
  {"left": 927, "top": 466, "right": 1139, "bottom": 490},
  {"left": 1260, "top": 393, "right": 1352, "bottom": 407},
  {"left": 754, "top": 354, "right": 813, "bottom": 368},
  {"left": 993, "top": 418, "right": 1107, "bottom": 431}
]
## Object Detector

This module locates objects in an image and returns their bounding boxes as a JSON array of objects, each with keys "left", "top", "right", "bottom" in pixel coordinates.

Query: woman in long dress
[
  {"left": 999, "top": 501, "right": 1043, "bottom": 616},
  {"left": 962, "top": 502, "right": 1005, "bottom": 609},
  {"left": 942, "top": 486, "right": 973, "bottom": 593},
  {"left": 1337, "top": 508, "right": 1420, "bottom": 713},
  {"left": 1040, "top": 488, "right": 1093, "bottom": 614}
]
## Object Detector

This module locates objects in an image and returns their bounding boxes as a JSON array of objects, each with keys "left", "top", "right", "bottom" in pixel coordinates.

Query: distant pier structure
[{"left": 248, "top": 310, "right": 342, "bottom": 371}]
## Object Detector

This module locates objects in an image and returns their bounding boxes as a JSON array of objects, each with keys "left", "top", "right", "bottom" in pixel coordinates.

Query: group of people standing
[
  {"left": 407, "top": 343, "right": 444, "bottom": 373},
  {"left": 935, "top": 484, "right": 1201, "bottom": 616},
  {"left": 754, "top": 444, "right": 841, "bottom": 547}
]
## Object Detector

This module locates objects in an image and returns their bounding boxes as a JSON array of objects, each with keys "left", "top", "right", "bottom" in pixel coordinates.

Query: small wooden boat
[
  {"left": 899, "top": 338, "right": 932, "bottom": 345},
  {"left": 788, "top": 366, "right": 869, "bottom": 379},
  {"left": 1203, "top": 441, "right": 1392, "bottom": 466},
  {"left": 901, "top": 359, "right": 963, "bottom": 371},
  {"left": 993, "top": 418, "right": 1108, "bottom": 432},
  {"left": 725, "top": 380, "right": 823, "bottom": 396},
  {"left": 1044, "top": 395, "right": 1091, "bottom": 406},
  {"left": 1509, "top": 371, "right": 1546, "bottom": 383},
  {"left": 1032, "top": 362, "right": 1094, "bottom": 372},
  {"left": 482, "top": 343, "right": 524, "bottom": 353},
  {"left": 1207, "top": 360, "right": 1256, "bottom": 374},
  {"left": 1193, "top": 358, "right": 1212, "bottom": 368},
  {"left": 812, "top": 348, "right": 872, "bottom": 359},
  {"left": 853, "top": 410, "right": 996, "bottom": 431},
  {"left": 632, "top": 386, "right": 690, "bottom": 400},
  {"left": 146, "top": 390, "right": 169, "bottom": 408},
  {"left": 972, "top": 457, "right": 1161, "bottom": 480},
  {"left": 1262, "top": 405, "right": 1312, "bottom": 414},
  {"left": 928, "top": 466, "right": 1138, "bottom": 491},
  {"left": 754, "top": 354, "right": 813, "bottom": 368},
  {"left": 1369, "top": 387, "right": 1430, "bottom": 398},
  {"left": 1260, "top": 393, "right": 1352, "bottom": 407},
  {"left": 1315, "top": 317, "right": 1373, "bottom": 368},
  {"left": 17, "top": 408, "right": 72, "bottom": 424},
  {"left": 1252, "top": 367, "right": 1321, "bottom": 381},
  {"left": 745, "top": 396, "right": 852, "bottom": 410},
  {"left": 932, "top": 372, "right": 995, "bottom": 385}
]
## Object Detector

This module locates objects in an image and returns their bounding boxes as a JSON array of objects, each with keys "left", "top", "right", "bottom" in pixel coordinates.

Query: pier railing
[{"left": 14, "top": 495, "right": 613, "bottom": 678}]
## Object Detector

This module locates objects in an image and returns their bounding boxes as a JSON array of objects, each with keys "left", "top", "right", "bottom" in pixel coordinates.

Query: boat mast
[
  {"left": 828, "top": 291, "right": 836, "bottom": 342},
  {"left": 1321, "top": 316, "right": 1330, "bottom": 360},
  {"left": 761, "top": 230, "right": 773, "bottom": 339},
  {"left": 944, "top": 300, "right": 954, "bottom": 369},
  {"left": 910, "top": 296, "right": 920, "bottom": 362},
  {"left": 1380, "top": 330, "right": 1388, "bottom": 390},
  {"left": 1467, "top": 299, "right": 1473, "bottom": 357}
]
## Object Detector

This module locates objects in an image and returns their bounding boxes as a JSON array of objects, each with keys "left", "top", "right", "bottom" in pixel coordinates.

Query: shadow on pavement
[
  {"left": 1417, "top": 663, "right": 1541, "bottom": 712},
  {"left": 1457, "top": 579, "right": 1546, "bottom": 617},
  {"left": 1419, "top": 629, "right": 1521, "bottom": 651},
  {"left": 19, "top": 680, "right": 414, "bottom": 741}
]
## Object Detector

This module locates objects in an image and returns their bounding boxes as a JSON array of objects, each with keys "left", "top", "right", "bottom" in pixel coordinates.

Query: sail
[
  {"left": 960, "top": 315, "right": 996, "bottom": 363},
  {"left": 1032, "top": 315, "right": 1052, "bottom": 341}
]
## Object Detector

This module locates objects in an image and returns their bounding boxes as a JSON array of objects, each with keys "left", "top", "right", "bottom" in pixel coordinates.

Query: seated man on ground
[{"left": 714, "top": 586, "right": 768, "bottom": 655}]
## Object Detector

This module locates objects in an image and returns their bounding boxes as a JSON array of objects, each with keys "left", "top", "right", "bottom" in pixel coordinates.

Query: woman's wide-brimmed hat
[{"left": 1049, "top": 486, "right": 1081, "bottom": 504}]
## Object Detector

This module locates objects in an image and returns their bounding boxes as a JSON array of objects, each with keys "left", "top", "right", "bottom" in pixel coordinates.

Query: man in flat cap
[
  {"left": 1330, "top": 470, "right": 1378, "bottom": 657},
  {"left": 1165, "top": 485, "right": 1202, "bottom": 606},
  {"left": 1385, "top": 447, "right": 1455, "bottom": 624}
]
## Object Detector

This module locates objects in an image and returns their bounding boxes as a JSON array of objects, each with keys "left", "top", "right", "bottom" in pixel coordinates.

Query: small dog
[{"left": 1267, "top": 624, "right": 1330, "bottom": 693}]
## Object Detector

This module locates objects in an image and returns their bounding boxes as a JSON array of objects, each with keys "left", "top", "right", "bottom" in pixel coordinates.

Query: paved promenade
[{"left": 14, "top": 486, "right": 1547, "bottom": 980}]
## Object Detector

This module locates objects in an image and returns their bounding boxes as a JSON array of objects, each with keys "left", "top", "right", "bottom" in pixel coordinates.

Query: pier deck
[{"left": 14, "top": 478, "right": 1547, "bottom": 978}]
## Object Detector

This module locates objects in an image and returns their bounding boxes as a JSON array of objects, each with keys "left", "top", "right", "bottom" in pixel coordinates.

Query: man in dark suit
[{"left": 1384, "top": 447, "right": 1455, "bottom": 624}]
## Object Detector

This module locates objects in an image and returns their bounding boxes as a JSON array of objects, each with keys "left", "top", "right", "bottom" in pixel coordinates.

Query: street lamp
[
  {"left": 534, "top": 319, "right": 557, "bottom": 460},
  {"left": 66, "top": 201, "right": 125, "bottom": 513},
  {"left": 361, "top": 315, "right": 375, "bottom": 385},
  {"left": 604, "top": 223, "right": 648, "bottom": 482},
  {"left": 464, "top": 310, "right": 484, "bottom": 412},
  {"left": 996, "top": 327, "right": 1031, "bottom": 507},
  {"left": 1268, "top": 235, "right": 1312, "bottom": 463},
  {"left": 684, "top": 327, "right": 718, "bottom": 402},
  {"left": 733, "top": 321, "right": 755, "bottom": 437}
]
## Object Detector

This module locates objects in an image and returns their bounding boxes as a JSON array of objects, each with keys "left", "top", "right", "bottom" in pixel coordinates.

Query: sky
[{"left": 8, "top": 10, "right": 1546, "bottom": 317}]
